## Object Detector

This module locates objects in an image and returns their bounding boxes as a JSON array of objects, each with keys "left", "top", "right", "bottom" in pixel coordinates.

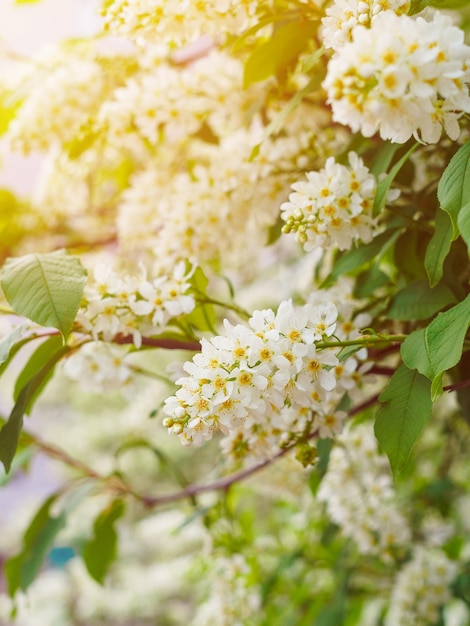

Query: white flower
[
  {"left": 323, "top": 11, "right": 470, "bottom": 143},
  {"left": 281, "top": 152, "right": 378, "bottom": 250}
]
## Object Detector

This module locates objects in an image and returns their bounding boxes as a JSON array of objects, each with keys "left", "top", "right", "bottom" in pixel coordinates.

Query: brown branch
[
  {"left": 113, "top": 334, "right": 201, "bottom": 351},
  {"left": 369, "top": 366, "right": 395, "bottom": 377},
  {"left": 444, "top": 379, "right": 470, "bottom": 393}
]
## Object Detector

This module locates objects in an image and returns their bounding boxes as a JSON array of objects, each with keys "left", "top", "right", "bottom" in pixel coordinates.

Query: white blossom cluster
[
  {"left": 7, "top": 52, "right": 106, "bottom": 153},
  {"left": 62, "top": 342, "right": 135, "bottom": 395},
  {"left": 76, "top": 261, "right": 195, "bottom": 347},
  {"left": 385, "top": 548, "right": 458, "bottom": 625},
  {"left": 321, "top": 0, "right": 410, "bottom": 51},
  {"left": 163, "top": 299, "right": 371, "bottom": 462},
  {"left": 323, "top": 10, "right": 470, "bottom": 143},
  {"left": 318, "top": 423, "right": 411, "bottom": 558},
  {"left": 281, "top": 152, "right": 378, "bottom": 251},
  {"left": 102, "top": 0, "right": 262, "bottom": 45}
]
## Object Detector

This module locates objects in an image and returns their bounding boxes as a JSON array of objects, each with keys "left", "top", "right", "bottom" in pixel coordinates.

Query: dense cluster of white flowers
[
  {"left": 281, "top": 152, "right": 378, "bottom": 251},
  {"left": 102, "top": 0, "right": 262, "bottom": 45},
  {"left": 76, "top": 262, "right": 195, "bottom": 347},
  {"left": 318, "top": 423, "right": 411, "bottom": 557},
  {"left": 163, "top": 298, "right": 371, "bottom": 462},
  {"left": 321, "top": 0, "right": 410, "bottom": 50},
  {"left": 385, "top": 548, "right": 457, "bottom": 625},
  {"left": 324, "top": 11, "right": 470, "bottom": 143}
]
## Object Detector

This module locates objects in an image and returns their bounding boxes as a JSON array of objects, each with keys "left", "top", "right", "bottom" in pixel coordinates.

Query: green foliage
[
  {"left": 0, "top": 342, "right": 69, "bottom": 473},
  {"left": 5, "top": 494, "right": 67, "bottom": 596},
  {"left": 82, "top": 500, "right": 126, "bottom": 584},
  {"left": 0, "top": 323, "right": 30, "bottom": 367},
  {"left": 457, "top": 202, "right": 470, "bottom": 256},
  {"left": 375, "top": 364, "right": 433, "bottom": 477},
  {"left": 387, "top": 280, "right": 456, "bottom": 321},
  {"left": 185, "top": 265, "right": 216, "bottom": 332},
  {"left": 372, "top": 142, "right": 418, "bottom": 217},
  {"left": 243, "top": 20, "right": 317, "bottom": 87},
  {"left": 1, "top": 250, "right": 87, "bottom": 339},
  {"left": 425, "top": 208, "right": 454, "bottom": 287},
  {"left": 437, "top": 141, "right": 470, "bottom": 240},
  {"left": 401, "top": 293, "right": 470, "bottom": 397}
]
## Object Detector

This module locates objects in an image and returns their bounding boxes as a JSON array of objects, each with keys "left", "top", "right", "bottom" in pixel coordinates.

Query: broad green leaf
[
  {"left": 375, "top": 364, "right": 432, "bottom": 477},
  {"left": 321, "top": 228, "right": 401, "bottom": 288},
  {"left": 243, "top": 21, "right": 317, "bottom": 88},
  {"left": 370, "top": 142, "right": 399, "bottom": 178},
  {"left": 401, "top": 328, "right": 433, "bottom": 378},
  {"left": 372, "top": 143, "right": 418, "bottom": 217},
  {"left": 437, "top": 142, "right": 470, "bottom": 239},
  {"left": 5, "top": 494, "right": 66, "bottom": 596},
  {"left": 1, "top": 250, "right": 87, "bottom": 338},
  {"left": 425, "top": 208, "right": 454, "bottom": 287},
  {"left": 0, "top": 323, "right": 30, "bottom": 367},
  {"left": 430, "top": 0, "right": 470, "bottom": 7},
  {"left": 13, "top": 335, "right": 65, "bottom": 409},
  {"left": 425, "top": 293, "right": 470, "bottom": 380},
  {"left": 0, "top": 346, "right": 68, "bottom": 472},
  {"left": 457, "top": 201, "right": 470, "bottom": 256},
  {"left": 387, "top": 281, "right": 456, "bottom": 321},
  {"left": 82, "top": 499, "right": 126, "bottom": 584}
]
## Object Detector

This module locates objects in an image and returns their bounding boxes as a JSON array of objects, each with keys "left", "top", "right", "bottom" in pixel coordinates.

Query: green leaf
[
  {"left": 13, "top": 335, "right": 64, "bottom": 408},
  {"left": 457, "top": 201, "right": 470, "bottom": 256},
  {"left": 1, "top": 250, "right": 87, "bottom": 339},
  {"left": 250, "top": 74, "right": 321, "bottom": 160},
  {"left": 409, "top": 0, "right": 432, "bottom": 13},
  {"left": 82, "top": 499, "right": 126, "bottom": 584},
  {"left": 375, "top": 364, "right": 432, "bottom": 477},
  {"left": 387, "top": 280, "right": 456, "bottom": 321},
  {"left": 425, "top": 208, "right": 454, "bottom": 287},
  {"left": 243, "top": 21, "right": 317, "bottom": 88},
  {"left": 425, "top": 293, "right": 470, "bottom": 379},
  {"left": 437, "top": 142, "right": 470, "bottom": 239},
  {"left": 5, "top": 494, "right": 67, "bottom": 596},
  {"left": 186, "top": 266, "right": 216, "bottom": 332},
  {"left": 372, "top": 142, "right": 418, "bottom": 217},
  {"left": 321, "top": 228, "right": 401, "bottom": 288},
  {"left": 0, "top": 323, "right": 30, "bottom": 367},
  {"left": 0, "top": 345, "right": 68, "bottom": 472},
  {"left": 401, "top": 328, "right": 433, "bottom": 378}
]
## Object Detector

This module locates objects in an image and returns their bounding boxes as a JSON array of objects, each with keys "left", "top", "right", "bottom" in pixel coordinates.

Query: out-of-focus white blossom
[
  {"left": 281, "top": 152, "right": 378, "bottom": 251},
  {"left": 318, "top": 423, "right": 412, "bottom": 558},
  {"left": 102, "top": 0, "right": 262, "bottom": 45},
  {"left": 323, "top": 11, "right": 470, "bottom": 143},
  {"left": 385, "top": 548, "right": 458, "bottom": 625},
  {"left": 321, "top": 0, "right": 410, "bottom": 50}
]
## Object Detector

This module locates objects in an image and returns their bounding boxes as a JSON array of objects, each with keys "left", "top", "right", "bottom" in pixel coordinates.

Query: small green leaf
[
  {"left": 5, "top": 494, "right": 66, "bottom": 597},
  {"left": 186, "top": 266, "right": 216, "bottom": 332},
  {"left": 387, "top": 281, "right": 456, "bottom": 320},
  {"left": 425, "top": 208, "right": 454, "bottom": 287},
  {"left": 321, "top": 229, "right": 401, "bottom": 288},
  {"left": 437, "top": 142, "right": 470, "bottom": 239},
  {"left": 375, "top": 364, "right": 432, "bottom": 477},
  {"left": 0, "top": 323, "right": 30, "bottom": 367},
  {"left": 409, "top": 0, "right": 432, "bottom": 13},
  {"left": 82, "top": 499, "right": 126, "bottom": 584},
  {"left": 243, "top": 21, "right": 317, "bottom": 88},
  {"left": 372, "top": 143, "right": 418, "bottom": 217},
  {"left": 1, "top": 250, "right": 87, "bottom": 338},
  {"left": 457, "top": 201, "right": 470, "bottom": 256}
]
